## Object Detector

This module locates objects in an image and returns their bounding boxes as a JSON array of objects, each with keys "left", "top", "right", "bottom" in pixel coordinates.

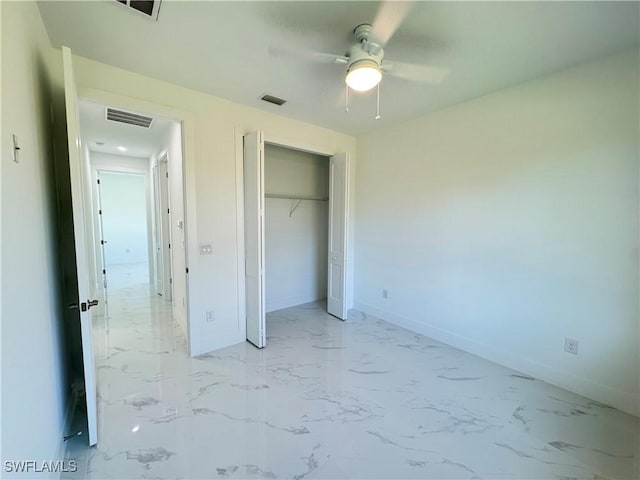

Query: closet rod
[{"left": 265, "top": 193, "right": 328, "bottom": 201}]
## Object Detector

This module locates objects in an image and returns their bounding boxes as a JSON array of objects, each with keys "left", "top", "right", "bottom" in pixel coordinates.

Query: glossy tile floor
[{"left": 65, "top": 266, "right": 639, "bottom": 479}]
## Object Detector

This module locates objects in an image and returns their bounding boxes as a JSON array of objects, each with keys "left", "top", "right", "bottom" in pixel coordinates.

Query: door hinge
[
  {"left": 170, "top": 277, "right": 172, "bottom": 284},
  {"left": 167, "top": 208, "right": 170, "bottom": 214},
  {"left": 100, "top": 239, "right": 106, "bottom": 245},
  {"left": 97, "top": 179, "right": 100, "bottom": 184},
  {"left": 166, "top": 172, "right": 168, "bottom": 178},
  {"left": 186, "top": 267, "right": 189, "bottom": 274},
  {"left": 168, "top": 243, "right": 171, "bottom": 249},
  {"left": 99, "top": 209, "right": 102, "bottom": 215},
  {"left": 102, "top": 269, "right": 106, "bottom": 275}
]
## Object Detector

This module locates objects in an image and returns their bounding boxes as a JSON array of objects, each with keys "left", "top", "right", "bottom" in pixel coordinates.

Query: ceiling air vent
[
  {"left": 260, "top": 94, "right": 286, "bottom": 106},
  {"left": 106, "top": 108, "right": 153, "bottom": 128},
  {"left": 114, "top": 0, "right": 162, "bottom": 20}
]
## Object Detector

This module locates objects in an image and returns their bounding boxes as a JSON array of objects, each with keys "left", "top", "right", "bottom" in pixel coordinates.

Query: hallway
[{"left": 64, "top": 284, "right": 638, "bottom": 479}]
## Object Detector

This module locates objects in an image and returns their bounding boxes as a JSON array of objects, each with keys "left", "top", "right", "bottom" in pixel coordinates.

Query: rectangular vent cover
[
  {"left": 106, "top": 108, "right": 153, "bottom": 128},
  {"left": 114, "top": 0, "right": 161, "bottom": 20},
  {"left": 260, "top": 94, "right": 286, "bottom": 106}
]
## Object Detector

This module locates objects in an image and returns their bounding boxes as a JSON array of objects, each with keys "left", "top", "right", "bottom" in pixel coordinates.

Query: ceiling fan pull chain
[
  {"left": 345, "top": 83, "right": 350, "bottom": 112},
  {"left": 375, "top": 83, "right": 381, "bottom": 120}
]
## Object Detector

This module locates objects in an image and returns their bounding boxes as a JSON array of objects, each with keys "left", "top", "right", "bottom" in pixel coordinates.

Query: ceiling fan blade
[
  {"left": 371, "top": 0, "right": 414, "bottom": 46},
  {"left": 268, "top": 46, "right": 348, "bottom": 65},
  {"left": 382, "top": 61, "right": 450, "bottom": 84}
]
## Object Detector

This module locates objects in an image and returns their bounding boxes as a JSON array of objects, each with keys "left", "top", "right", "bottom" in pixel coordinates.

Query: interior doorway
[
  {"left": 59, "top": 46, "right": 193, "bottom": 448},
  {"left": 96, "top": 171, "right": 150, "bottom": 290},
  {"left": 79, "top": 99, "right": 189, "bottom": 336}
]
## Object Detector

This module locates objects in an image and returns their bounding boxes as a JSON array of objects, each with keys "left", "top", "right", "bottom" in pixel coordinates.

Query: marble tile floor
[
  {"left": 103, "top": 262, "right": 150, "bottom": 289},
  {"left": 63, "top": 283, "right": 639, "bottom": 479}
]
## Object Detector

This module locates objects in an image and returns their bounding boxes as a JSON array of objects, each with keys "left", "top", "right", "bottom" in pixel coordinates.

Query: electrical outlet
[
  {"left": 206, "top": 310, "right": 215, "bottom": 323},
  {"left": 382, "top": 289, "right": 389, "bottom": 299},
  {"left": 200, "top": 244, "right": 213, "bottom": 255},
  {"left": 564, "top": 338, "right": 579, "bottom": 355}
]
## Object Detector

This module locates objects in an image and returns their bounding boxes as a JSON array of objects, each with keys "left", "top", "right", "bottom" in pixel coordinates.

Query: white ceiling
[
  {"left": 79, "top": 100, "right": 175, "bottom": 157},
  {"left": 40, "top": 1, "right": 639, "bottom": 136}
]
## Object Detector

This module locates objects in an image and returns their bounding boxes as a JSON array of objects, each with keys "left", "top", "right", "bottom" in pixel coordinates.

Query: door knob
[{"left": 81, "top": 299, "right": 99, "bottom": 311}]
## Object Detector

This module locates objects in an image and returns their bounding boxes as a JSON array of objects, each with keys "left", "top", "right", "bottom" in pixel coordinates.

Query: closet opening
[
  {"left": 243, "top": 131, "right": 350, "bottom": 349},
  {"left": 264, "top": 144, "right": 329, "bottom": 314}
]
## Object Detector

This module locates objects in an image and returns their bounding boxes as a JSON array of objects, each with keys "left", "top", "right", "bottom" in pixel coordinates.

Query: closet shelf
[
  {"left": 265, "top": 193, "right": 328, "bottom": 201},
  {"left": 265, "top": 193, "right": 328, "bottom": 217}
]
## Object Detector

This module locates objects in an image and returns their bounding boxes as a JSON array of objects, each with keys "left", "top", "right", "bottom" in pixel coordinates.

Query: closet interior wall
[{"left": 264, "top": 144, "right": 329, "bottom": 313}]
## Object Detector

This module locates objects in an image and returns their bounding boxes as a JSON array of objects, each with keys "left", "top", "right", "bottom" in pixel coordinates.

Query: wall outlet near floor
[
  {"left": 206, "top": 310, "right": 215, "bottom": 323},
  {"left": 382, "top": 289, "right": 389, "bottom": 299},
  {"left": 564, "top": 337, "right": 579, "bottom": 355},
  {"left": 200, "top": 244, "right": 213, "bottom": 255}
]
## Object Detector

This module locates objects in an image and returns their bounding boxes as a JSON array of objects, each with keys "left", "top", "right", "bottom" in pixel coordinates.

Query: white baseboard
[
  {"left": 191, "top": 330, "right": 246, "bottom": 357},
  {"left": 355, "top": 301, "right": 639, "bottom": 417},
  {"left": 266, "top": 294, "right": 324, "bottom": 313}
]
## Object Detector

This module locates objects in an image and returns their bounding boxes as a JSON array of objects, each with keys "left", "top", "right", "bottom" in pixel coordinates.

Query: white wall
[
  {"left": 99, "top": 171, "right": 148, "bottom": 266},
  {"left": 354, "top": 49, "right": 639, "bottom": 416},
  {"left": 264, "top": 144, "right": 328, "bottom": 312},
  {"left": 156, "top": 122, "right": 188, "bottom": 335},
  {"left": 1, "top": 1, "right": 70, "bottom": 472},
  {"left": 61, "top": 51, "right": 357, "bottom": 355}
]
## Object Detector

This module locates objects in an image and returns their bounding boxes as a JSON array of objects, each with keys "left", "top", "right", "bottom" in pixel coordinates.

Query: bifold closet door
[
  {"left": 244, "top": 131, "right": 266, "bottom": 348},
  {"left": 327, "top": 153, "right": 349, "bottom": 320}
]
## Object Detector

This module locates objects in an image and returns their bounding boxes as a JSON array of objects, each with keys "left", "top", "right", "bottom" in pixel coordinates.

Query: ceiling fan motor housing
[
  {"left": 353, "top": 23, "right": 374, "bottom": 43},
  {"left": 346, "top": 43, "right": 384, "bottom": 71},
  {"left": 347, "top": 23, "right": 384, "bottom": 71}
]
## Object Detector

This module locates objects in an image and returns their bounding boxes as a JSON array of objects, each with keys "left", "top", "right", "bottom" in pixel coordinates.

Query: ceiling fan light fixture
[{"left": 345, "top": 60, "right": 382, "bottom": 92}]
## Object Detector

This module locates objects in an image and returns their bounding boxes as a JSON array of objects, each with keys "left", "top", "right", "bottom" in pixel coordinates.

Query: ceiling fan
[{"left": 269, "top": 1, "right": 450, "bottom": 118}]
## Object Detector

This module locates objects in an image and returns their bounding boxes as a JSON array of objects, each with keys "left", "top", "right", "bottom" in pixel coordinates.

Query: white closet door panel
[
  {"left": 327, "top": 153, "right": 349, "bottom": 320},
  {"left": 244, "top": 131, "right": 266, "bottom": 348}
]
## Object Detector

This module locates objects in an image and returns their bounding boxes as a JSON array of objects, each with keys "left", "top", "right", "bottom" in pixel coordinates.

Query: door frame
[
  {"left": 152, "top": 153, "right": 172, "bottom": 299},
  {"left": 151, "top": 162, "right": 163, "bottom": 295},
  {"left": 77, "top": 87, "right": 196, "bottom": 355},
  {"left": 90, "top": 160, "right": 153, "bottom": 289},
  {"left": 235, "top": 130, "right": 353, "bottom": 341},
  {"left": 93, "top": 168, "right": 152, "bottom": 288}
]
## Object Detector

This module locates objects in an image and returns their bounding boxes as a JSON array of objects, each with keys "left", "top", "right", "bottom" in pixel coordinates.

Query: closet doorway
[{"left": 243, "top": 131, "right": 349, "bottom": 348}]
